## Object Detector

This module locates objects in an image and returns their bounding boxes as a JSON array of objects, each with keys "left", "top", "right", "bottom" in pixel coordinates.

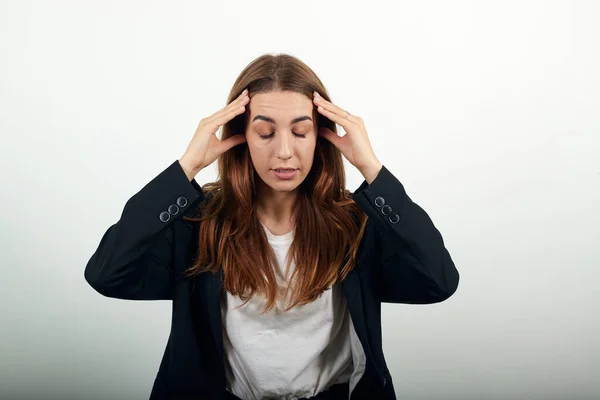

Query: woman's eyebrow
[{"left": 252, "top": 115, "right": 313, "bottom": 124}]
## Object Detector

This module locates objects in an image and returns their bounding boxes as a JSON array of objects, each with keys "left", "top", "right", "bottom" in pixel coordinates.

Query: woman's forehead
[
  {"left": 249, "top": 91, "right": 314, "bottom": 125},
  {"left": 250, "top": 91, "right": 312, "bottom": 111}
]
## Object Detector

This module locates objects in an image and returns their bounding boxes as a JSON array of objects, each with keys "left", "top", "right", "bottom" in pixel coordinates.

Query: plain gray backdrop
[{"left": 1, "top": 0, "right": 598, "bottom": 399}]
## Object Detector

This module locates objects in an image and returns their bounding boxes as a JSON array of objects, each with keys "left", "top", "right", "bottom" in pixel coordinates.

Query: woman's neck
[{"left": 255, "top": 185, "right": 298, "bottom": 225}]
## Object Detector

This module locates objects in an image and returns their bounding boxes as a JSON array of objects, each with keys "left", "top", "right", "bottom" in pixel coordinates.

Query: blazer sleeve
[
  {"left": 352, "top": 165, "right": 459, "bottom": 304},
  {"left": 84, "top": 160, "right": 206, "bottom": 300}
]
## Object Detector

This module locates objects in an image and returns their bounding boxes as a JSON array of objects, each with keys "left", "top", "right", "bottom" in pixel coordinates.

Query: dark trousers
[{"left": 224, "top": 381, "right": 350, "bottom": 400}]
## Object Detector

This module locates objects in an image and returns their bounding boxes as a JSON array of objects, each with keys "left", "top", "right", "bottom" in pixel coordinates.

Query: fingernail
[
  {"left": 243, "top": 89, "right": 248, "bottom": 94},
  {"left": 313, "top": 91, "right": 319, "bottom": 97}
]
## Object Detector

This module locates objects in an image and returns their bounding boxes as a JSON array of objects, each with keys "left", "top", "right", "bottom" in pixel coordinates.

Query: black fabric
[{"left": 84, "top": 159, "right": 460, "bottom": 399}]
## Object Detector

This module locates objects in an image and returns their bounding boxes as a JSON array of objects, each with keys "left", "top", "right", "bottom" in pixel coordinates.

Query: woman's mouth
[{"left": 272, "top": 169, "right": 298, "bottom": 179}]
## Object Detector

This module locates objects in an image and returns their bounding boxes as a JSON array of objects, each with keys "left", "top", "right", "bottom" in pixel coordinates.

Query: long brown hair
[{"left": 183, "top": 53, "right": 369, "bottom": 313}]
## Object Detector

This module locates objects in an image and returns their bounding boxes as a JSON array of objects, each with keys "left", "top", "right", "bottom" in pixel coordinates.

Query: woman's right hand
[{"left": 179, "top": 89, "right": 249, "bottom": 180}]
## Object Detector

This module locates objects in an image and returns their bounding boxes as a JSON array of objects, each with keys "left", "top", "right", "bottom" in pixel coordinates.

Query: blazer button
[
  {"left": 374, "top": 196, "right": 385, "bottom": 207},
  {"left": 382, "top": 377, "right": 387, "bottom": 386},
  {"left": 159, "top": 211, "right": 171, "bottom": 223},
  {"left": 168, "top": 204, "right": 179, "bottom": 215},
  {"left": 177, "top": 196, "right": 188, "bottom": 207},
  {"left": 388, "top": 214, "right": 400, "bottom": 224},
  {"left": 381, "top": 205, "right": 392, "bottom": 215}
]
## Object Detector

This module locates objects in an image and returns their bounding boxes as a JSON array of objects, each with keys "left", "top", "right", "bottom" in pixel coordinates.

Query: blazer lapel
[
  {"left": 189, "top": 266, "right": 225, "bottom": 374},
  {"left": 341, "top": 266, "right": 376, "bottom": 366},
  {"left": 207, "top": 268, "right": 225, "bottom": 370}
]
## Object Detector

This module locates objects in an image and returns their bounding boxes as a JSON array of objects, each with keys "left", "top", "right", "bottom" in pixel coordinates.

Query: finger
[
  {"left": 208, "top": 90, "right": 249, "bottom": 123},
  {"left": 313, "top": 93, "right": 355, "bottom": 124},
  {"left": 203, "top": 89, "right": 248, "bottom": 125},
  {"left": 205, "top": 91, "right": 249, "bottom": 129},
  {"left": 316, "top": 104, "right": 353, "bottom": 129},
  {"left": 210, "top": 103, "right": 247, "bottom": 128}
]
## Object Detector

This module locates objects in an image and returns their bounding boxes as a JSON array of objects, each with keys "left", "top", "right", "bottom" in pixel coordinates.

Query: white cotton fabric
[{"left": 221, "top": 221, "right": 366, "bottom": 400}]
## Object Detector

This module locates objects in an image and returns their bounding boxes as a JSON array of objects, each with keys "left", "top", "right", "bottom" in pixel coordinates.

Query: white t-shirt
[{"left": 221, "top": 221, "right": 366, "bottom": 400}]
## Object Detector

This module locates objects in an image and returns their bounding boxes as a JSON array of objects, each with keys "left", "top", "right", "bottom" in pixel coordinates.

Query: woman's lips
[{"left": 272, "top": 169, "right": 298, "bottom": 179}]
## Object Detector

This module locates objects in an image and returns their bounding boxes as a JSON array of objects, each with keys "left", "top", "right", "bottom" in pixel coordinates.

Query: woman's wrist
[{"left": 178, "top": 155, "right": 201, "bottom": 181}]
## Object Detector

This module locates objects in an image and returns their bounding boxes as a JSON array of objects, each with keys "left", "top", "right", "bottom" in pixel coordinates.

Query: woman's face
[{"left": 245, "top": 90, "right": 318, "bottom": 193}]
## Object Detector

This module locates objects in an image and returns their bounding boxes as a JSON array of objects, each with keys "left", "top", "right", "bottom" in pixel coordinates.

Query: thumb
[
  {"left": 221, "top": 133, "right": 247, "bottom": 152},
  {"left": 319, "top": 127, "right": 339, "bottom": 144}
]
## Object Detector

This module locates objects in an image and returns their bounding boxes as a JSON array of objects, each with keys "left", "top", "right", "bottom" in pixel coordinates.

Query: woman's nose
[{"left": 274, "top": 133, "right": 293, "bottom": 158}]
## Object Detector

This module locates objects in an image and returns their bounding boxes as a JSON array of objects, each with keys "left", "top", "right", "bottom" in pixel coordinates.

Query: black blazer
[{"left": 84, "top": 160, "right": 459, "bottom": 400}]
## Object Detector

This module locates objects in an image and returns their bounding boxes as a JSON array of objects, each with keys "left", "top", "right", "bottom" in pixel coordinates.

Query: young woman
[{"left": 84, "top": 53, "right": 459, "bottom": 400}]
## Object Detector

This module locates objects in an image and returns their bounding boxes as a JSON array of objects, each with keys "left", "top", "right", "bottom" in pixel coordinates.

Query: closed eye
[{"left": 260, "top": 132, "right": 307, "bottom": 139}]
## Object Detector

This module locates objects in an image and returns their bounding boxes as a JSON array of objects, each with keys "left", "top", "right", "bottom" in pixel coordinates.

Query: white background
[{"left": 1, "top": 1, "right": 598, "bottom": 399}]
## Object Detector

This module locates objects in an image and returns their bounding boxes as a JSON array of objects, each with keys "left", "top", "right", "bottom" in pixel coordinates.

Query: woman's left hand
[{"left": 313, "top": 91, "right": 382, "bottom": 180}]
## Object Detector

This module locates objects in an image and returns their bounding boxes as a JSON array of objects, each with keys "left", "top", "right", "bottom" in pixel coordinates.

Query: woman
[{"left": 84, "top": 53, "right": 459, "bottom": 400}]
